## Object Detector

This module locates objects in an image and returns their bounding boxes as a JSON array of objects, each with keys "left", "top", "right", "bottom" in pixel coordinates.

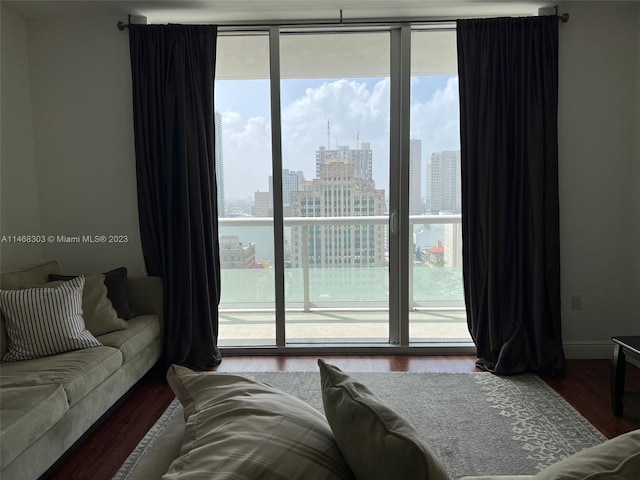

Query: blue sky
[{"left": 215, "top": 75, "right": 460, "bottom": 200}]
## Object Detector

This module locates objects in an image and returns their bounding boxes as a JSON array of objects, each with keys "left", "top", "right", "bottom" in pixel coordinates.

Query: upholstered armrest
[{"left": 127, "top": 276, "right": 163, "bottom": 319}]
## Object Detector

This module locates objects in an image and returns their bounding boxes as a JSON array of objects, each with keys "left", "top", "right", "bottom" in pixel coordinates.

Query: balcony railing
[{"left": 218, "top": 214, "right": 463, "bottom": 313}]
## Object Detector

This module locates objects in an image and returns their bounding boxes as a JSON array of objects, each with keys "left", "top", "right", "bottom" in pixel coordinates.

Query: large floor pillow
[{"left": 164, "top": 364, "right": 355, "bottom": 480}]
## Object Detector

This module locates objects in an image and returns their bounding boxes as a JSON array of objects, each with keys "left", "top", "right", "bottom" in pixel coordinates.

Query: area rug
[{"left": 114, "top": 371, "right": 605, "bottom": 479}]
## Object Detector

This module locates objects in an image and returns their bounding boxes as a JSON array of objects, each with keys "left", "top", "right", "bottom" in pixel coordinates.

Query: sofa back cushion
[{"left": 0, "top": 261, "right": 60, "bottom": 358}]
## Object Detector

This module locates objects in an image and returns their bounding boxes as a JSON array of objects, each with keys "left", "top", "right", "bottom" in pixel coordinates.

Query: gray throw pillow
[{"left": 318, "top": 358, "right": 451, "bottom": 480}]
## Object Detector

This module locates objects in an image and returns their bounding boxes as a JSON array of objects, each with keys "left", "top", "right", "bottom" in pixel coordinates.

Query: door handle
[{"left": 390, "top": 212, "right": 398, "bottom": 235}]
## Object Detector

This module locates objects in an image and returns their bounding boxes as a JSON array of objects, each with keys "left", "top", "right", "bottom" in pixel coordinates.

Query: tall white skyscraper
[
  {"left": 409, "top": 139, "right": 423, "bottom": 215},
  {"left": 214, "top": 111, "right": 225, "bottom": 218},
  {"left": 426, "top": 150, "right": 461, "bottom": 214}
]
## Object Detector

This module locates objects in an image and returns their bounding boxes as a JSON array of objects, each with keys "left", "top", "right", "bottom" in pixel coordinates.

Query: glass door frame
[
  {"left": 388, "top": 25, "right": 412, "bottom": 347},
  {"left": 220, "top": 23, "right": 473, "bottom": 354}
]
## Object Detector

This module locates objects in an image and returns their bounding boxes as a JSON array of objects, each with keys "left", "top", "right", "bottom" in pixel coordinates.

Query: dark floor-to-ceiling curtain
[
  {"left": 129, "top": 25, "right": 222, "bottom": 370},
  {"left": 457, "top": 16, "right": 564, "bottom": 376}
]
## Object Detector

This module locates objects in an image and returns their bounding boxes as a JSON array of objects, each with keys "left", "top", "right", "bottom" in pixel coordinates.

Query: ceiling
[{"left": 4, "top": 1, "right": 551, "bottom": 24}]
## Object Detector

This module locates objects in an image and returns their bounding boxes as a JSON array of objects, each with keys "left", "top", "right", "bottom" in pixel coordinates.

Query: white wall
[
  {"left": 0, "top": 6, "right": 45, "bottom": 269},
  {"left": 558, "top": 2, "right": 640, "bottom": 357},
  {"left": 26, "top": 15, "right": 146, "bottom": 275}
]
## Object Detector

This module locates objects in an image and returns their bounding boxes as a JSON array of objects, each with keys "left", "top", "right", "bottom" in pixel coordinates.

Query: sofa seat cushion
[
  {"left": 0, "top": 384, "right": 68, "bottom": 468},
  {"left": 0, "top": 346, "right": 122, "bottom": 406},
  {"left": 98, "top": 315, "right": 160, "bottom": 363}
]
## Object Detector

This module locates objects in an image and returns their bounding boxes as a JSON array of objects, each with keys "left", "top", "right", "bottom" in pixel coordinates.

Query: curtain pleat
[
  {"left": 129, "top": 25, "right": 222, "bottom": 370},
  {"left": 457, "top": 16, "right": 564, "bottom": 376}
]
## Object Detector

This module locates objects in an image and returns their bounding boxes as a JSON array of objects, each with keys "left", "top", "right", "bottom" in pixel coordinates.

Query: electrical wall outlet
[{"left": 571, "top": 294, "right": 583, "bottom": 310}]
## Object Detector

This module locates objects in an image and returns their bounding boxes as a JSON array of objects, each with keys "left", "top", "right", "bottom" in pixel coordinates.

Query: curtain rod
[{"left": 117, "top": 11, "right": 569, "bottom": 31}]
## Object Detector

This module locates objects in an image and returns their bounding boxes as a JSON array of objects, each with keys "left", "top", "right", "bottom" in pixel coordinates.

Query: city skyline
[{"left": 214, "top": 75, "right": 460, "bottom": 202}]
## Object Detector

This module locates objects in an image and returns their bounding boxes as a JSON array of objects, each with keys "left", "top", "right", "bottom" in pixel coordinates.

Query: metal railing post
[{"left": 303, "top": 227, "right": 310, "bottom": 312}]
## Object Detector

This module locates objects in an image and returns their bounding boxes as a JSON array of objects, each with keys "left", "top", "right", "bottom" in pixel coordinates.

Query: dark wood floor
[{"left": 49, "top": 356, "right": 640, "bottom": 480}]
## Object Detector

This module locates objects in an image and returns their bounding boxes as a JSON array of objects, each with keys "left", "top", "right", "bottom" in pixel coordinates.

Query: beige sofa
[{"left": 0, "top": 261, "right": 163, "bottom": 480}]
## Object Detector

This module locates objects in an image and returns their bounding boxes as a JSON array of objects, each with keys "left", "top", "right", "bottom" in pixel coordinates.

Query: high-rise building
[
  {"left": 254, "top": 191, "right": 271, "bottom": 217},
  {"left": 269, "top": 169, "right": 305, "bottom": 208},
  {"left": 409, "top": 139, "right": 423, "bottom": 215},
  {"left": 316, "top": 143, "right": 373, "bottom": 180},
  {"left": 214, "top": 111, "right": 226, "bottom": 218},
  {"left": 219, "top": 236, "right": 255, "bottom": 269},
  {"left": 426, "top": 150, "right": 461, "bottom": 214},
  {"left": 289, "top": 158, "right": 386, "bottom": 269}
]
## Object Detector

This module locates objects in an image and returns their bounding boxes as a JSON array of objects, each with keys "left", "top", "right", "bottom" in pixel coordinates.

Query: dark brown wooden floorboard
[
  {"left": 543, "top": 359, "right": 640, "bottom": 439},
  {"left": 49, "top": 372, "right": 175, "bottom": 480},
  {"left": 48, "top": 356, "right": 640, "bottom": 480}
]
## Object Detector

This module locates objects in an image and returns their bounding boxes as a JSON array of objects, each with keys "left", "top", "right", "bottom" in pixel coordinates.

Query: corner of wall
[{"left": 556, "top": 2, "right": 640, "bottom": 345}]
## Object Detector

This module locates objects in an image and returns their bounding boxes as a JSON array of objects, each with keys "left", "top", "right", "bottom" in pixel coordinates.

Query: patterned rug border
[
  {"left": 471, "top": 373, "right": 605, "bottom": 469},
  {"left": 112, "top": 399, "right": 182, "bottom": 480}
]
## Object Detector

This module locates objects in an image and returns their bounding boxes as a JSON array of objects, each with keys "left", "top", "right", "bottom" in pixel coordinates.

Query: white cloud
[
  {"left": 219, "top": 76, "right": 460, "bottom": 200},
  {"left": 220, "top": 112, "right": 272, "bottom": 198},
  {"left": 410, "top": 77, "right": 460, "bottom": 157},
  {"left": 281, "top": 78, "right": 391, "bottom": 187}
]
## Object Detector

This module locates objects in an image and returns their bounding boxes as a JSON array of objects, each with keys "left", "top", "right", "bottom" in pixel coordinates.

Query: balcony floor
[{"left": 219, "top": 310, "right": 471, "bottom": 346}]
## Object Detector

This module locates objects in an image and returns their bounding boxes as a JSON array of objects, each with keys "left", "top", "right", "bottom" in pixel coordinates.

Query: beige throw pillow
[
  {"left": 42, "top": 274, "right": 127, "bottom": 336},
  {"left": 164, "top": 364, "right": 355, "bottom": 480},
  {"left": 318, "top": 359, "right": 451, "bottom": 480}
]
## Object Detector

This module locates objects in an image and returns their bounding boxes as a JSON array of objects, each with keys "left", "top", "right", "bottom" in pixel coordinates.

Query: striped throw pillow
[
  {"left": 0, "top": 276, "right": 102, "bottom": 362},
  {"left": 164, "top": 365, "right": 355, "bottom": 480}
]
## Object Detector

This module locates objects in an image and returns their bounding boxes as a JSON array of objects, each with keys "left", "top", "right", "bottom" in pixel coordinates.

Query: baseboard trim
[
  {"left": 223, "top": 340, "right": 631, "bottom": 363},
  {"left": 563, "top": 341, "right": 614, "bottom": 359},
  {"left": 563, "top": 341, "right": 640, "bottom": 368}
]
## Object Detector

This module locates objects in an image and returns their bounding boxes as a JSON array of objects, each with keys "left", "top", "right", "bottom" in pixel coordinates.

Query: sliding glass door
[
  {"left": 215, "top": 25, "right": 469, "bottom": 349},
  {"left": 279, "top": 31, "right": 390, "bottom": 343},
  {"left": 408, "top": 28, "right": 468, "bottom": 343},
  {"left": 215, "top": 34, "right": 277, "bottom": 346}
]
